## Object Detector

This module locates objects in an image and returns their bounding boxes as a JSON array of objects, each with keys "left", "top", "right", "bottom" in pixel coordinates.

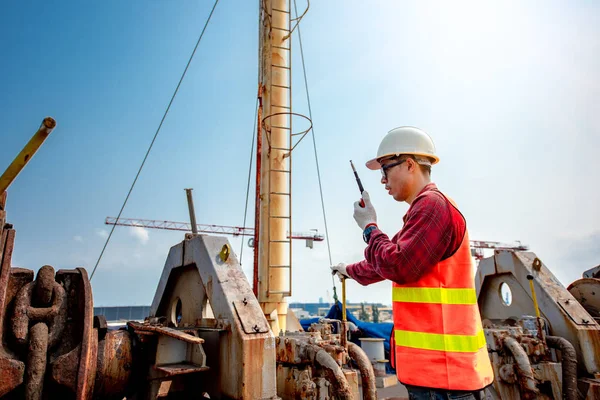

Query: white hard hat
[{"left": 365, "top": 126, "right": 439, "bottom": 170}]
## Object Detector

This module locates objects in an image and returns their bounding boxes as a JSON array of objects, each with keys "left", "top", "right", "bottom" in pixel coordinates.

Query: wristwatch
[{"left": 362, "top": 224, "right": 378, "bottom": 244}]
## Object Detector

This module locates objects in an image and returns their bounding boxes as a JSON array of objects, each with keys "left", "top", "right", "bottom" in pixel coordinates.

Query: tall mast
[{"left": 256, "top": 0, "right": 293, "bottom": 333}]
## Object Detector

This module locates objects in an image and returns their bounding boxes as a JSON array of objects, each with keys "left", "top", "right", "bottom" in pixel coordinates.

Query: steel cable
[
  {"left": 240, "top": 0, "right": 262, "bottom": 265},
  {"left": 240, "top": 99, "right": 258, "bottom": 264},
  {"left": 90, "top": 0, "right": 221, "bottom": 280},
  {"left": 293, "top": 0, "right": 337, "bottom": 299}
]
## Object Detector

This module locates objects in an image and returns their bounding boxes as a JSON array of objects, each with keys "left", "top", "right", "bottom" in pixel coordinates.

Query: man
[{"left": 331, "top": 127, "right": 494, "bottom": 400}]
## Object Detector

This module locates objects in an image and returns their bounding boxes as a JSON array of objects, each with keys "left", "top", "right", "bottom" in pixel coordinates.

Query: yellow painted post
[
  {"left": 258, "top": 0, "right": 292, "bottom": 333},
  {"left": 0, "top": 117, "right": 56, "bottom": 194}
]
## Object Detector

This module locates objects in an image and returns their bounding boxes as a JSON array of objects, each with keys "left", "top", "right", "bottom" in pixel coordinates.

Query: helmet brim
[{"left": 365, "top": 152, "right": 440, "bottom": 170}]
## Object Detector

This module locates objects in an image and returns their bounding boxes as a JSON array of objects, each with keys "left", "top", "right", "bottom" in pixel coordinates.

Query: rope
[
  {"left": 240, "top": 99, "right": 258, "bottom": 263},
  {"left": 240, "top": 0, "right": 262, "bottom": 265},
  {"left": 90, "top": 0, "right": 221, "bottom": 281},
  {"left": 293, "top": 0, "right": 337, "bottom": 302}
]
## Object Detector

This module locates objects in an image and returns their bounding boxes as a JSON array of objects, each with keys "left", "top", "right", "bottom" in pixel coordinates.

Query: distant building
[
  {"left": 291, "top": 308, "right": 312, "bottom": 319},
  {"left": 94, "top": 306, "right": 150, "bottom": 322},
  {"left": 290, "top": 301, "right": 390, "bottom": 322}
]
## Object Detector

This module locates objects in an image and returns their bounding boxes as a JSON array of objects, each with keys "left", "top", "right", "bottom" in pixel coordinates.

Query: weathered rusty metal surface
[
  {"left": 0, "top": 228, "right": 17, "bottom": 345},
  {"left": 194, "top": 317, "right": 231, "bottom": 331},
  {"left": 148, "top": 235, "right": 277, "bottom": 399},
  {"left": 0, "top": 190, "right": 7, "bottom": 211},
  {"left": 74, "top": 267, "right": 97, "bottom": 400},
  {"left": 94, "top": 329, "right": 133, "bottom": 398},
  {"left": 579, "top": 377, "right": 600, "bottom": 399},
  {"left": 0, "top": 357, "right": 25, "bottom": 396},
  {"left": 50, "top": 344, "right": 80, "bottom": 391},
  {"left": 503, "top": 336, "right": 539, "bottom": 398},
  {"left": 343, "top": 369, "right": 360, "bottom": 400},
  {"left": 8, "top": 265, "right": 67, "bottom": 399},
  {"left": 276, "top": 365, "right": 325, "bottom": 400},
  {"left": 546, "top": 335, "right": 578, "bottom": 400},
  {"left": 0, "top": 229, "right": 30, "bottom": 397},
  {"left": 531, "top": 361, "right": 563, "bottom": 399},
  {"left": 12, "top": 265, "right": 67, "bottom": 349},
  {"left": 128, "top": 321, "right": 205, "bottom": 344},
  {"left": 233, "top": 298, "right": 270, "bottom": 334},
  {"left": 154, "top": 363, "right": 210, "bottom": 377},
  {"left": 51, "top": 267, "right": 98, "bottom": 400},
  {"left": 568, "top": 278, "right": 600, "bottom": 320},
  {"left": 25, "top": 322, "right": 49, "bottom": 400},
  {"left": 347, "top": 342, "right": 377, "bottom": 400},
  {"left": 94, "top": 315, "right": 108, "bottom": 340},
  {"left": 477, "top": 251, "right": 600, "bottom": 376}
]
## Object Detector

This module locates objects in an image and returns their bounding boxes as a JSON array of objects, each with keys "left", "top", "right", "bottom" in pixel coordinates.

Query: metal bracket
[{"left": 233, "top": 299, "right": 270, "bottom": 334}]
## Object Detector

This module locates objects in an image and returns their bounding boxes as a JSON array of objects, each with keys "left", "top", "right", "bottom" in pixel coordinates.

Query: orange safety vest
[{"left": 391, "top": 193, "right": 494, "bottom": 391}]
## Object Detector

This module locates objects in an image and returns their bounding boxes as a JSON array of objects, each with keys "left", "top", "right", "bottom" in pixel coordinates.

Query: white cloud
[
  {"left": 130, "top": 227, "right": 149, "bottom": 245},
  {"left": 74, "top": 235, "right": 83, "bottom": 242},
  {"left": 96, "top": 229, "right": 109, "bottom": 239}
]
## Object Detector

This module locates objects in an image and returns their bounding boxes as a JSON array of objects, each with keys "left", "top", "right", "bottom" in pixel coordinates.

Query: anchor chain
[{"left": 11, "top": 265, "right": 67, "bottom": 400}]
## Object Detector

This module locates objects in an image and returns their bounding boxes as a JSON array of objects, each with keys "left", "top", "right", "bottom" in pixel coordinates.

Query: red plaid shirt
[{"left": 346, "top": 183, "right": 466, "bottom": 285}]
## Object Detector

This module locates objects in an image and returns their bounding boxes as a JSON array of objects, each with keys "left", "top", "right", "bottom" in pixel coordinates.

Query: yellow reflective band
[
  {"left": 395, "top": 329, "right": 487, "bottom": 353},
  {"left": 392, "top": 287, "right": 477, "bottom": 305}
]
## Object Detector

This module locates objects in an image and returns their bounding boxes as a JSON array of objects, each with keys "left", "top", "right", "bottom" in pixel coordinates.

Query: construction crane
[
  {"left": 469, "top": 240, "right": 529, "bottom": 260},
  {"left": 105, "top": 217, "right": 525, "bottom": 257},
  {"left": 104, "top": 216, "right": 325, "bottom": 248}
]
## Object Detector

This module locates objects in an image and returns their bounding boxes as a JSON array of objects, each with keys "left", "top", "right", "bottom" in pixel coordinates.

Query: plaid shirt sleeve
[{"left": 346, "top": 188, "right": 464, "bottom": 285}]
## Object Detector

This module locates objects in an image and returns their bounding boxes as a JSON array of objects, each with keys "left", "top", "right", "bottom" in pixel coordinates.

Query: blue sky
[{"left": 2, "top": 1, "right": 599, "bottom": 307}]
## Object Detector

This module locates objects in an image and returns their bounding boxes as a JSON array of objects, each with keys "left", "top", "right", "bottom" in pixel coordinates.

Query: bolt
[
  {"left": 253, "top": 325, "right": 260, "bottom": 332},
  {"left": 583, "top": 319, "right": 590, "bottom": 324},
  {"left": 243, "top": 297, "right": 248, "bottom": 306},
  {"left": 565, "top": 299, "right": 570, "bottom": 304}
]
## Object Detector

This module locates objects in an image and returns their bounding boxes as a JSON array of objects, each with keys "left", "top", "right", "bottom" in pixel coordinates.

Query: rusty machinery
[
  {"left": 0, "top": 119, "right": 376, "bottom": 400},
  {"left": 0, "top": 224, "right": 377, "bottom": 399},
  {"left": 476, "top": 251, "right": 600, "bottom": 399}
]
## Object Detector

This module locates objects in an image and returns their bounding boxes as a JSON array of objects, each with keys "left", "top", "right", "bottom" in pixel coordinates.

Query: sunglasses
[{"left": 380, "top": 159, "right": 407, "bottom": 179}]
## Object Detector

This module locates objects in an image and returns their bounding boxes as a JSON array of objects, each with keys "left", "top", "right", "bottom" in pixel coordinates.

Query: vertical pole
[
  {"left": 257, "top": 0, "right": 292, "bottom": 333},
  {"left": 341, "top": 277, "right": 348, "bottom": 348},
  {"left": 253, "top": 92, "right": 263, "bottom": 297},
  {"left": 185, "top": 188, "right": 198, "bottom": 234}
]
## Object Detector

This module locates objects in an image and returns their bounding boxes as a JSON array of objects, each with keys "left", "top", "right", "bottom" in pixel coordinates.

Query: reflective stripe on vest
[
  {"left": 394, "top": 329, "right": 487, "bottom": 353},
  {"left": 392, "top": 287, "right": 477, "bottom": 305}
]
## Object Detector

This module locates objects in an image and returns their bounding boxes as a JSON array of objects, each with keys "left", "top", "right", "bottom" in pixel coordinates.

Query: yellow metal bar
[
  {"left": 0, "top": 117, "right": 56, "bottom": 194},
  {"left": 527, "top": 275, "right": 541, "bottom": 318},
  {"left": 341, "top": 277, "right": 347, "bottom": 322}
]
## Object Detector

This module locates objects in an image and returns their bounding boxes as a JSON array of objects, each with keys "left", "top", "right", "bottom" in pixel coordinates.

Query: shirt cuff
[{"left": 346, "top": 263, "right": 359, "bottom": 280}]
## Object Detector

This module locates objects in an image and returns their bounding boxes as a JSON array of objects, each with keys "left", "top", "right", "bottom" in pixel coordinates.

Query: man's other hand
[
  {"left": 330, "top": 263, "right": 350, "bottom": 281},
  {"left": 353, "top": 190, "right": 377, "bottom": 230}
]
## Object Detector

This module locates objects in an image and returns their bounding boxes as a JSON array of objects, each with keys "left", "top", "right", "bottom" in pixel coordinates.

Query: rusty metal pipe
[
  {"left": 503, "top": 336, "right": 539, "bottom": 397},
  {"left": 546, "top": 335, "right": 578, "bottom": 400},
  {"left": 0, "top": 117, "right": 56, "bottom": 194},
  {"left": 347, "top": 342, "right": 377, "bottom": 400},
  {"left": 300, "top": 343, "right": 353, "bottom": 400}
]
